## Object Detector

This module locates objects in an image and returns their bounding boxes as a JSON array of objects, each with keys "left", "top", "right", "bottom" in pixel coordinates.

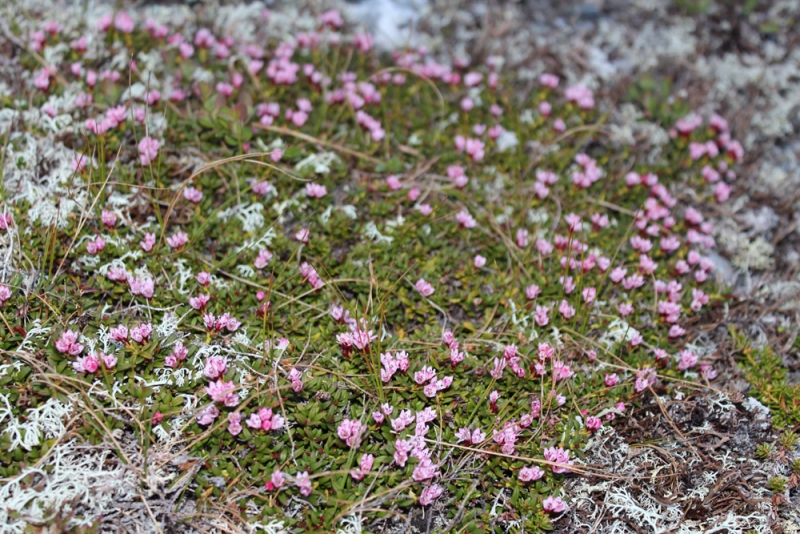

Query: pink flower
[
  {"left": 197, "top": 405, "right": 219, "bottom": 425},
  {"left": 351, "top": 453, "right": 374, "bottom": 480},
  {"left": 540, "top": 73, "right": 560, "bottom": 88},
  {"left": 197, "top": 271, "right": 211, "bottom": 286},
  {"left": 669, "top": 324, "right": 686, "bottom": 338},
  {"left": 586, "top": 416, "right": 602, "bottom": 431},
  {"left": 391, "top": 410, "right": 415, "bottom": 432},
  {"left": 473, "top": 255, "right": 486, "bottom": 268},
  {"left": 254, "top": 249, "right": 273, "bottom": 269},
  {"left": 320, "top": 9, "right": 343, "bottom": 28},
  {"left": 414, "top": 363, "right": 438, "bottom": 384},
  {"left": 558, "top": 300, "right": 575, "bottom": 319},
  {"left": 55, "top": 330, "right": 83, "bottom": 355},
  {"left": 130, "top": 323, "right": 153, "bottom": 344},
  {"left": 408, "top": 188, "right": 421, "bottom": 201},
  {"left": 100, "top": 352, "right": 117, "bottom": 369},
  {"left": 534, "top": 305, "right": 550, "bottom": 326},
  {"left": 295, "top": 471, "right": 312, "bottom": 496},
  {"left": 675, "top": 113, "right": 702, "bottom": 135},
  {"left": 179, "top": 287, "right": 206, "bottom": 310},
  {"left": 290, "top": 110, "right": 308, "bottom": 127},
  {"left": 677, "top": 349, "right": 698, "bottom": 370},
  {"left": 204, "top": 356, "right": 227, "bottom": 379},
  {"left": 622, "top": 274, "right": 644, "bottom": 290},
  {"left": 353, "top": 33, "right": 374, "bottom": 53},
  {"left": 216, "top": 82, "right": 234, "bottom": 97},
  {"left": 386, "top": 175, "right": 402, "bottom": 190},
  {"left": 33, "top": 68, "right": 51, "bottom": 91},
  {"left": 110, "top": 325, "right": 128, "bottom": 343},
  {"left": 179, "top": 43, "right": 195, "bottom": 58},
  {"left": 266, "top": 470, "right": 285, "bottom": 491},
  {"left": 138, "top": 136, "right": 161, "bottom": 166},
  {"left": 701, "top": 363, "right": 718, "bottom": 380},
  {"left": 246, "top": 412, "right": 262, "bottom": 429},
  {"left": 565, "top": 84, "right": 594, "bottom": 109},
  {"left": 464, "top": 138, "right": 485, "bottom": 161},
  {"left": 140, "top": 232, "right": 156, "bottom": 252},
  {"left": 516, "top": 228, "right": 529, "bottom": 248},
  {"left": 295, "top": 228, "right": 310, "bottom": 243},
  {"left": 86, "top": 236, "right": 106, "bottom": 255},
  {"left": 415, "top": 278, "right": 435, "bottom": 297},
  {"left": 337, "top": 419, "right": 367, "bottom": 449},
  {"left": 289, "top": 367, "right": 303, "bottom": 392},
  {"left": 519, "top": 466, "right": 544, "bottom": 482},
  {"left": 526, "top": 284, "right": 541, "bottom": 300},
  {"left": 104, "top": 105, "right": 126, "bottom": 127},
  {"left": 605, "top": 373, "right": 619, "bottom": 387},
  {"left": 489, "top": 390, "right": 500, "bottom": 412},
  {"left": 412, "top": 457, "right": 439, "bottom": 481},
  {"left": 144, "top": 90, "right": 161, "bottom": 106},
  {"left": 715, "top": 182, "right": 731, "bottom": 202},
  {"left": 184, "top": 187, "right": 203, "bottom": 203},
  {"left": 305, "top": 183, "right": 327, "bottom": 198},
  {"left": 418, "top": 483, "right": 444, "bottom": 505},
  {"left": 544, "top": 446, "right": 573, "bottom": 473},
  {"left": 166, "top": 231, "right": 189, "bottom": 249},
  {"left": 228, "top": 412, "right": 242, "bottom": 436},
  {"left": 165, "top": 342, "right": 187, "bottom": 367},
  {"left": 543, "top": 496, "right": 567, "bottom": 514},
  {"left": 113, "top": 12, "right": 134, "bottom": 33},
  {"left": 456, "top": 209, "right": 477, "bottom": 228},
  {"left": 639, "top": 255, "right": 658, "bottom": 275},
  {"left": 582, "top": 286, "right": 597, "bottom": 304},
  {"left": 101, "top": 210, "right": 117, "bottom": 228},
  {"left": 73, "top": 353, "right": 100, "bottom": 374},
  {"left": 205, "top": 379, "right": 239, "bottom": 406}
]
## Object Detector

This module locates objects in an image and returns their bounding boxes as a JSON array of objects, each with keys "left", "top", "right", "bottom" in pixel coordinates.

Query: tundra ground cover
[{"left": 0, "top": 1, "right": 794, "bottom": 533}]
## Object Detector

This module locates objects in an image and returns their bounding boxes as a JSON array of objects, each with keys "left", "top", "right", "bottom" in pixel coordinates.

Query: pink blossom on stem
[
  {"left": 205, "top": 379, "right": 239, "bottom": 406},
  {"left": 184, "top": 187, "right": 203, "bottom": 203},
  {"left": 138, "top": 137, "right": 160, "bottom": 166},
  {"left": 543, "top": 496, "right": 568, "bottom": 514},
  {"left": 519, "top": 466, "right": 544, "bottom": 482},
  {"left": 415, "top": 278, "right": 435, "bottom": 297},
  {"left": 55, "top": 330, "right": 84, "bottom": 355},
  {"left": 419, "top": 484, "right": 444, "bottom": 505},
  {"left": 295, "top": 471, "right": 313, "bottom": 496}
]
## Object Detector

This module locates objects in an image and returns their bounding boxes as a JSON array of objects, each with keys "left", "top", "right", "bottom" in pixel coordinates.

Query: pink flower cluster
[
  {"left": 543, "top": 446, "right": 573, "bottom": 474},
  {"left": 203, "top": 313, "right": 241, "bottom": 333},
  {"left": 454, "top": 135, "right": 485, "bottom": 161},
  {"left": 337, "top": 418, "right": 367, "bottom": 449},
  {"left": 380, "top": 351, "right": 409, "bottom": 382},
  {"left": 350, "top": 453, "right": 374, "bottom": 481},
  {"left": 206, "top": 379, "right": 239, "bottom": 406},
  {"left": 454, "top": 426, "right": 486, "bottom": 445},
  {"left": 55, "top": 330, "right": 84, "bottom": 355},
  {"left": 128, "top": 276, "right": 155, "bottom": 298},
  {"left": 138, "top": 136, "right": 160, "bottom": 166},
  {"left": 0, "top": 285, "right": 11, "bottom": 306},
  {"left": 246, "top": 407, "right": 285, "bottom": 432},
  {"left": 413, "top": 365, "right": 453, "bottom": 398},
  {"left": 299, "top": 262, "right": 324, "bottom": 290}
]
